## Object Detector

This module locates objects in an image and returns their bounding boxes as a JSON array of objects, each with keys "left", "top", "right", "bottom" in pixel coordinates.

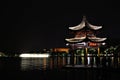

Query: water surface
[{"left": 0, "top": 56, "right": 120, "bottom": 80}]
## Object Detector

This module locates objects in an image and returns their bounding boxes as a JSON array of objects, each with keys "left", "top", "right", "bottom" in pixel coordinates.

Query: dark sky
[{"left": 1, "top": 1, "right": 120, "bottom": 53}]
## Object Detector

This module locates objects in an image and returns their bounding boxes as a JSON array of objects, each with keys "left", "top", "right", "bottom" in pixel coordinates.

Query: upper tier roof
[{"left": 69, "top": 16, "right": 102, "bottom": 30}]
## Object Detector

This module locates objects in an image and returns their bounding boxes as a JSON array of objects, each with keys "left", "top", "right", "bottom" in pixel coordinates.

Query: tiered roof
[
  {"left": 69, "top": 16, "right": 102, "bottom": 30},
  {"left": 65, "top": 16, "right": 107, "bottom": 43}
]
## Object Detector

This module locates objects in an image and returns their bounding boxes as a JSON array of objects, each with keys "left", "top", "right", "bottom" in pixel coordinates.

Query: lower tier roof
[{"left": 65, "top": 37, "right": 107, "bottom": 43}]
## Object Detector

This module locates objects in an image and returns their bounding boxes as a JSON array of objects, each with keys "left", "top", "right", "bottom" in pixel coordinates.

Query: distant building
[{"left": 52, "top": 48, "right": 69, "bottom": 53}]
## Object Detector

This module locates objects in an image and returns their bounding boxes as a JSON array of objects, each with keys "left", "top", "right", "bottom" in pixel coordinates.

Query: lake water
[{"left": 0, "top": 56, "right": 120, "bottom": 80}]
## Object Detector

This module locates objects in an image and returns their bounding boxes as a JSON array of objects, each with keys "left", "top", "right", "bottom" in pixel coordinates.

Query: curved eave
[
  {"left": 69, "top": 18, "right": 85, "bottom": 30},
  {"left": 68, "top": 16, "right": 102, "bottom": 31},
  {"left": 87, "top": 22, "right": 102, "bottom": 30},
  {"left": 65, "top": 37, "right": 86, "bottom": 43},
  {"left": 88, "top": 37, "right": 107, "bottom": 42}
]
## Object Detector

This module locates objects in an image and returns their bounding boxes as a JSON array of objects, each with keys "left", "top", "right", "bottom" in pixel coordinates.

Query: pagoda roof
[
  {"left": 65, "top": 37, "right": 86, "bottom": 43},
  {"left": 65, "top": 36, "right": 107, "bottom": 43},
  {"left": 88, "top": 37, "right": 107, "bottom": 42},
  {"left": 69, "top": 16, "right": 102, "bottom": 30}
]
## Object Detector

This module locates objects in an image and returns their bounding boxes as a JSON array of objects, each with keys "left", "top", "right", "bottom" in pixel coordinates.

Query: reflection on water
[
  {"left": 20, "top": 55, "right": 120, "bottom": 71},
  {"left": 0, "top": 56, "right": 120, "bottom": 80},
  {"left": 21, "top": 56, "right": 68, "bottom": 70},
  {"left": 21, "top": 57, "right": 49, "bottom": 70},
  {"left": 0, "top": 55, "right": 119, "bottom": 71}
]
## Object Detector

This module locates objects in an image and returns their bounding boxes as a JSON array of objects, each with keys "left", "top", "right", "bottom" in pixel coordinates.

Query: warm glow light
[
  {"left": 19, "top": 53, "right": 50, "bottom": 58},
  {"left": 88, "top": 42, "right": 97, "bottom": 47},
  {"left": 53, "top": 48, "right": 69, "bottom": 53}
]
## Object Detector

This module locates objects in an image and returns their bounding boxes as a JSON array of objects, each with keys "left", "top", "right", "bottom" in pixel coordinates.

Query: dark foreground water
[{"left": 0, "top": 56, "right": 120, "bottom": 80}]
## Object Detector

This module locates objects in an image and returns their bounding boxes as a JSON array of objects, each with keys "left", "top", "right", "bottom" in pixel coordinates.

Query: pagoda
[{"left": 65, "top": 16, "right": 107, "bottom": 65}]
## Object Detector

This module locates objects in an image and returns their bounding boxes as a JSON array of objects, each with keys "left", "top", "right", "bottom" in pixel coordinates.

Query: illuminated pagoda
[{"left": 65, "top": 16, "right": 107, "bottom": 66}]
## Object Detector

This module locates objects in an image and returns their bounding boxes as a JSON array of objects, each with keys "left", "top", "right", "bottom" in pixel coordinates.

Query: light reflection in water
[
  {"left": 21, "top": 57, "right": 49, "bottom": 70},
  {"left": 20, "top": 56, "right": 120, "bottom": 71}
]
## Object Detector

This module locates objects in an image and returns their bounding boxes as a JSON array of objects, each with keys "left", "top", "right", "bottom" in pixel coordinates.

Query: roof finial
[{"left": 83, "top": 15, "right": 86, "bottom": 21}]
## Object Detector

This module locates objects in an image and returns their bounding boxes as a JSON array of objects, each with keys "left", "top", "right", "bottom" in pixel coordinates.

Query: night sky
[{"left": 1, "top": 1, "right": 120, "bottom": 53}]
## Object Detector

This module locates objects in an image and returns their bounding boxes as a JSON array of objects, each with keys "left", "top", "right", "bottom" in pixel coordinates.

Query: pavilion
[{"left": 65, "top": 16, "right": 107, "bottom": 66}]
